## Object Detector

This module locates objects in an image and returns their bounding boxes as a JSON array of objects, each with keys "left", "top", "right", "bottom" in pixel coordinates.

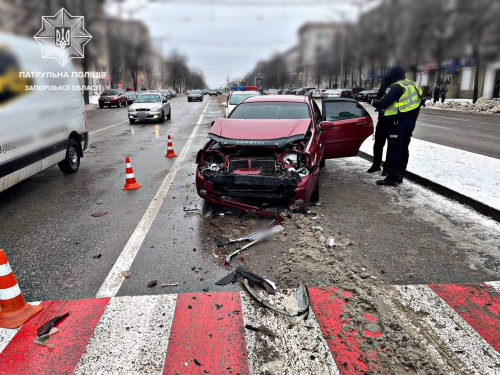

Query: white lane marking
[
  {"left": 74, "top": 295, "right": 177, "bottom": 375},
  {"left": 89, "top": 120, "right": 128, "bottom": 135},
  {"left": 389, "top": 285, "right": 500, "bottom": 374},
  {"left": 240, "top": 290, "right": 340, "bottom": 375},
  {"left": 418, "top": 124, "right": 451, "bottom": 130},
  {"left": 97, "top": 99, "right": 211, "bottom": 297},
  {"left": 0, "top": 301, "right": 40, "bottom": 353}
]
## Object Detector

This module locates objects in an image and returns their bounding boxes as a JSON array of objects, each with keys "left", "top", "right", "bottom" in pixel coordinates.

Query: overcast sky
[{"left": 107, "top": 0, "right": 366, "bottom": 88}]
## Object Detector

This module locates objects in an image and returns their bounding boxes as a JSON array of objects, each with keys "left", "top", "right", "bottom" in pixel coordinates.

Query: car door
[{"left": 320, "top": 99, "right": 374, "bottom": 159}]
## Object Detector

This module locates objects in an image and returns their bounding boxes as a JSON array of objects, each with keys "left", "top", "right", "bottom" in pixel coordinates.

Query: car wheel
[
  {"left": 310, "top": 174, "right": 320, "bottom": 202},
  {"left": 129, "top": 119, "right": 135, "bottom": 124},
  {"left": 158, "top": 111, "right": 164, "bottom": 123},
  {"left": 117, "top": 100, "right": 121, "bottom": 108},
  {"left": 58, "top": 139, "right": 80, "bottom": 174},
  {"left": 188, "top": 98, "right": 191, "bottom": 102},
  {"left": 167, "top": 109, "right": 171, "bottom": 120},
  {"left": 320, "top": 158, "right": 326, "bottom": 168}
]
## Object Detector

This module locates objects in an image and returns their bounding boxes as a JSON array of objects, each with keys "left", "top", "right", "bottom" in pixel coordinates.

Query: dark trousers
[
  {"left": 386, "top": 117, "right": 416, "bottom": 181},
  {"left": 372, "top": 115, "right": 391, "bottom": 168},
  {"left": 440, "top": 94, "right": 446, "bottom": 103}
]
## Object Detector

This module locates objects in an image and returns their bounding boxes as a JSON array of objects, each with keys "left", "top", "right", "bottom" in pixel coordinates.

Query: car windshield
[
  {"left": 229, "top": 102, "right": 311, "bottom": 120},
  {"left": 135, "top": 94, "right": 161, "bottom": 103},
  {"left": 190, "top": 90, "right": 201, "bottom": 94},
  {"left": 125, "top": 92, "right": 136, "bottom": 97},
  {"left": 103, "top": 89, "right": 118, "bottom": 95},
  {"left": 229, "top": 93, "right": 260, "bottom": 105},
  {"left": 324, "top": 101, "right": 369, "bottom": 121}
]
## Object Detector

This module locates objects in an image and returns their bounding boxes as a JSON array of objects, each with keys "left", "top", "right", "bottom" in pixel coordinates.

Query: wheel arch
[{"left": 68, "top": 131, "right": 83, "bottom": 157}]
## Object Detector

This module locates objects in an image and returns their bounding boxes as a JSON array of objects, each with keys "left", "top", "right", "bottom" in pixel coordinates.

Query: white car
[
  {"left": 312, "top": 89, "right": 326, "bottom": 99},
  {"left": 268, "top": 89, "right": 280, "bottom": 95},
  {"left": 128, "top": 93, "right": 171, "bottom": 124},
  {"left": 0, "top": 34, "right": 88, "bottom": 193},
  {"left": 222, "top": 90, "right": 261, "bottom": 117},
  {"left": 322, "top": 89, "right": 342, "bottom": 98}
]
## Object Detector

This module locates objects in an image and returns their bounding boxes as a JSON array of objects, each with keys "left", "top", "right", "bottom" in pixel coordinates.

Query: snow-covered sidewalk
[{"left": 359, "top": 130, "right": 500, "bottom": 214}]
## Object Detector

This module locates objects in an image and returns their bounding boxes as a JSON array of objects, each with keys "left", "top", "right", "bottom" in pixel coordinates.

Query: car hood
[
  {"left": 130, "top": 102, "right": 161, "bottom": 109},
  {"left": 189, "top": 93, "right": 202, "bottom": 96},
  {"left": 208, "top": 118, "right": 311, "bottom": 148}
]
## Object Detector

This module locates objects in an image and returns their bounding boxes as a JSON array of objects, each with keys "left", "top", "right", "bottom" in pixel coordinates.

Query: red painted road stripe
[
  {"left": 163, "top": 291, "right": 250, "bottom": 375},
  {"left": 430, "top": 282, "right": 500, "bottom": 352},
  {"left": 309, "top": 287, "right": 383, "bottom": 374},
  {"left": 0, "top": 298, "right": 109, "bottom": 375}
]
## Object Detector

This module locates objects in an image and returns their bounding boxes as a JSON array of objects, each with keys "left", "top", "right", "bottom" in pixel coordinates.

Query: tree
[{"left": 166, "top": 51, "right": 189, "bottom": 92}]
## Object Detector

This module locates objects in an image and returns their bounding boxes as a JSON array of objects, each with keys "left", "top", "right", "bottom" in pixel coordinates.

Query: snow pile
[{"left": 425, "top": 97, "right": 500, "bottom": 114}]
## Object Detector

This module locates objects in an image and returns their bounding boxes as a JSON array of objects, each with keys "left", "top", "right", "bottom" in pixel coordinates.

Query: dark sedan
[
  {"left": 355, "top": 90, "right": 370, "bottom": 102},
  {"left": 367, "top": 88, "right": 380, "bottom": 102},
  {"left": 124, "top": 91, "right": 138, "bottom": 105},
  {"left": 340, "top": 89, "right": 353, "bottom": 98},
  {"left": 188, "top": 90, "right": 204, "bottom": 102}
]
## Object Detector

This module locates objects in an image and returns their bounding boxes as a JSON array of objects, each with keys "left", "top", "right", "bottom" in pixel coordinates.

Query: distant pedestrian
[
  {"left": 433, "top": 86, "right": 440, "bottom": 103},
  {"left": 440, "top": 85, "right": 448, "bottom": 103},
  {"left": 370, "top": 66, "right": 422, "bottom": 186}
]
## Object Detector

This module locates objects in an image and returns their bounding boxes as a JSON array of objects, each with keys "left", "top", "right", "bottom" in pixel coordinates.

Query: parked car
[
  {"left": 209, "top": 89, "right": 218, "bottom": 96},
  {"left": 124, "top": 91, "right": 138, "bottom": 105},
  {"left": 344, "top": 87, "right": 366, "bottom": 98},
  {"left": 355, "top": 90, "right": 370, "bottom": 102},
  {"left": 160, "top": 89, "right": 172, "bottom": 99},
  {"left": 322, "top": 89, "right": 342, "bottom": 98},
  {"left": 99, "top": 89, "right": 127, "bottom": 108},
  {"left": 217, "top": 89, "right": 222, "bottom": 94},
  {"left": 188, "top": 90, "right": 204, "bottom": 102},
  {"left": 296, "top": 87, "right": 316, "bottom": 95},
  {"left": 312, "top": 89, "right": 327, "bottom": 99},
  {"left": 367, "top": 88, "right": 380, "bottom": 102},
  {"left": 127, "top": 92, "right": 171, "bottom": 124},
  {"left": 268, "top": 89, "right": 280, "bottom": 95},
  {"left": 222, "top": 90, "right": 261, "bottom": 117},
  {"left": 305, "top": 89, "right": 316, "bottom": 97},
  {"left": 278, "top": 89, "right": 287, "bottom": 94},
  {"left": 0, "top": 33, "right": 89, "bottom": 192},
  {"left": 340, "top": 89, "right": 353, "bottom": 98},
  {"left": 285, "top": 88, "right": 297, "bottom": 94},
  {"left": 195, "top": 96, "right": 373, "bottom": 217},
  {"left": 203, "top": 89, "right": 209, "bottom": 95},
  {"left": 171, "top": 90, "right": 177, "bottom": 97}
]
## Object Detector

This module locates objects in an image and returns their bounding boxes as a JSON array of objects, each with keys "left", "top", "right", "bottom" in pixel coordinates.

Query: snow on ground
[
  {"left": 360, "top": 136, "right": 500, "bottom": 213},
  {"left": 425, "top": 97, "right": 500, "bottom": 114}
]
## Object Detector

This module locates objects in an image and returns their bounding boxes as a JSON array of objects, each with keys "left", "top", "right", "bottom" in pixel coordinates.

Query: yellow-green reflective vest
[{"left": 384, "top": 79, "right": 423, "bottom": 116}]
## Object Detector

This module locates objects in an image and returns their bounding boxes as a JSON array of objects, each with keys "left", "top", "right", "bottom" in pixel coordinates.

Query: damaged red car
[{"left": 195, "top": 96, "right": 373, "bottom": 217}]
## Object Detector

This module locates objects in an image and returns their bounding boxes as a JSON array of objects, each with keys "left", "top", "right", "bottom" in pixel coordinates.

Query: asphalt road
[
  {"left": 361, "top": 104, "right": 500, "bottom": 159},
  {"left": 0, "top": 94, "right": 499, "bottom": 303}
]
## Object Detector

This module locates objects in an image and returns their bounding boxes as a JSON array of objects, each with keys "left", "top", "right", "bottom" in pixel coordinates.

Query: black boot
[
  {"left": 396, "top": 176, "right": 404, "bottom": 184},
  {"left": 376, "top": 178, "right": 399, "bottom": 186},
  {"left": 367, "top": 165, "right": 381, "bottom": 173}
]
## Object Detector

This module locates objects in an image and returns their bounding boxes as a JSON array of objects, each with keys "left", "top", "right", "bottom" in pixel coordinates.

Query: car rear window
[
  {"left": 324, "top": 101, "right": 369, "bottom": 121},
  {"left": 229, "top": 102, "right": 311, "bottom": 120}
]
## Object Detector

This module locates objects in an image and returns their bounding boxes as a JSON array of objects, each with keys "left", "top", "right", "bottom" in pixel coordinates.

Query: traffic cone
[
  {"left": 123, "top": 157, "right": 141, "bottom": 190},
  {"left": 165, "top": 135, "right": 178, "bottom": 158},
  {"left": 0, "top": 249, "right": 43, "bottom": 329}
]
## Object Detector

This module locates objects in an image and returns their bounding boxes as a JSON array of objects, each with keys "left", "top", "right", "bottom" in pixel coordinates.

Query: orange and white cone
[
  {"left": 123, "top": 157, "right": 142, "bottom": 190},
  {"left": 165, "top": 135, "right": 178, "bottom": 158},
  {"left": 0, "top": 249, "right": 43, "bottom": 329}
]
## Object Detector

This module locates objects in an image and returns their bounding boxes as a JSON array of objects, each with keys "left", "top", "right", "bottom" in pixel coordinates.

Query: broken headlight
[{"left": 200, "top": 150, "right": 228, "bottom": 172}]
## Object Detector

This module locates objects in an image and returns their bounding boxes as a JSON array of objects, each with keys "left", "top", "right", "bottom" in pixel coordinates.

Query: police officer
[{"left": 370, "top": 66, "right": 422, "bottom": 186}]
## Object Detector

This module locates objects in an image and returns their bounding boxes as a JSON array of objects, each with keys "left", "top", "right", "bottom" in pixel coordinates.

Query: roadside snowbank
[
  {"left": 425, "top": 97, "right": 500, "bottom": 115},
  {"left": 360, "top": 136, "right": 500, "bottom": 213}
]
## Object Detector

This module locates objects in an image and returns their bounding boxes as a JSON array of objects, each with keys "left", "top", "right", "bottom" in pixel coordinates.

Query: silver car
[{"left": 127, "top": 93, "right": 171, "bottom": 124}]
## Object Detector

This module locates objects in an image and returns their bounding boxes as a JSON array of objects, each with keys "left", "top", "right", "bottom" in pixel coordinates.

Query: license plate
[{"left": 104, "top": 101, "right": 110, "bottom": 103}]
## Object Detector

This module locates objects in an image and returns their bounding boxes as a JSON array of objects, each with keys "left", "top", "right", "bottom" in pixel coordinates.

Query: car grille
[{"left": 135, "top": 108, "right": 150, "bottom": 111}]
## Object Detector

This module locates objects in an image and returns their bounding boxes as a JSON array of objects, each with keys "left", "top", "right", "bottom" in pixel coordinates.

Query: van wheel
[
  {"left": 58, "top": 139, "right": 80, "bottom": 174},
  {"left": 310, "top": 175, "right": 320, "bottom": 202}
]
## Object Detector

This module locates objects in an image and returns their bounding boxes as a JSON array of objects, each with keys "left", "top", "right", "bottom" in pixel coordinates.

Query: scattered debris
[
  {"left": 161, "top": 283, "right": 178, "bottom": 287},
  {"left": 243, "top": 280, "right": 309, "bottom": 318},
  {"left": 34, "top": 332, "right": 56, "bottom": 349},
  {"left": 284, "top": 267, "right": 292, "bottom": 273},
  {"left": 194, "top": 359, "right": 202, "bottom": 366},
  {"left": 228, "top": 218, "right": 284, "bottom": 243},
  {"left": 121, "top": 270, "right": 132, "bottom": 278},
  {"left": 203, "top": 287, "right": 209, "bottom": 293},
  {"left": 97, "top": 200, "right": 102, "bottom": 204},
  {"left": 215, "top": 304, "right": 223, "bottom": 310},
  {"left": 37, "top": 313, "right": 70, "bottom": 337},
  {"left": 312, "top": 226, "right": 323, "bottom": 232},
  {"left": 147, "top": 280, "right": 157, "bottom": 288},
  {"left": 260, "top": 360, "right": 283, "bottom": 374},
  {"left": 225, "top": 225, "right": 284, "bottom": 263},
  {"left": 325, "top": 238, "right": 335, "bottom": 248},
  {"left": 93, "top": 254, "right": 102, "bottom": 259},
  {"left": 245, "top": 324, "right": 259, "bottom": 332},
  {"left": 91, "top": 212, "right": 108, "bottom": 217},
  {"left": 238, "top": 256, "right": 245, "bottom": 261},
  {"left": 183, "top": 207, "right": 201, "bottom": 215},
  {"left": 215, "top": 267, "right": 276, "bottom": 295},
  {"left": 214, "top": 235, "right": 226, "bottom": 248}
]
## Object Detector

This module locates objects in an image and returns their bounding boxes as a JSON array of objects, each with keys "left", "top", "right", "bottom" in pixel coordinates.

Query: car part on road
[
  {"left": 214, "top": 235, "right": 226, "bottom": 247},
  {"left": 243, "top": 279, "right": 310, "bottom": 318},
  {"left": 147, "top": 280, "right": 157, "bottom": 288},
  {"left": 215, "top": 266, "right": 276, "bottom": 295},
  {"left": 91, "top": 212, "right": 108, "bottom": 217},
  {"left": 37, "top": 312, "right": 70, "bottom": 337},
  {"left": 161, "top": 282, "right": 178, "bottom": 287},
  {"left": 225, "top": 225, "right": 284, "bottom": 263},
  {"left": 326, "top": 238, "right": 335, "bottom": 248},
  {"left": 121, "top": 271, "right": 132, "bottom": 278},
  {"left": 165, "top": 135, "right": 178, "bottom": 158},
  {"left": 228, "top": 217, "right": 284, "bottom": 243},
  {"left": 122, "top": 157, "right": 142, "bottom": 190}
]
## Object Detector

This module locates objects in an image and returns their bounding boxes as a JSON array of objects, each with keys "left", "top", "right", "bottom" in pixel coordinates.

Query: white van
[{"left": 0, "top": 34, "right": 88, "bottom": 193}]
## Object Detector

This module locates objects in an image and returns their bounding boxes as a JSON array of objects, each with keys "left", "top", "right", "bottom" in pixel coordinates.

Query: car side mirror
[
  {"left": 221, "top": 103, "right": 227, "bottom": 107},
  {"left": 162, "top": 99, "right": 167, "bottom": 103},
  {"left": 320, "top": 121, "right": 336, "bottom": 131}
]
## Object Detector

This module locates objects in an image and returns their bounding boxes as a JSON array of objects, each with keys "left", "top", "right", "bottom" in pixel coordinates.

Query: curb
[{"left": 358, "top": 150, "right": 500, "bottom": 223}]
